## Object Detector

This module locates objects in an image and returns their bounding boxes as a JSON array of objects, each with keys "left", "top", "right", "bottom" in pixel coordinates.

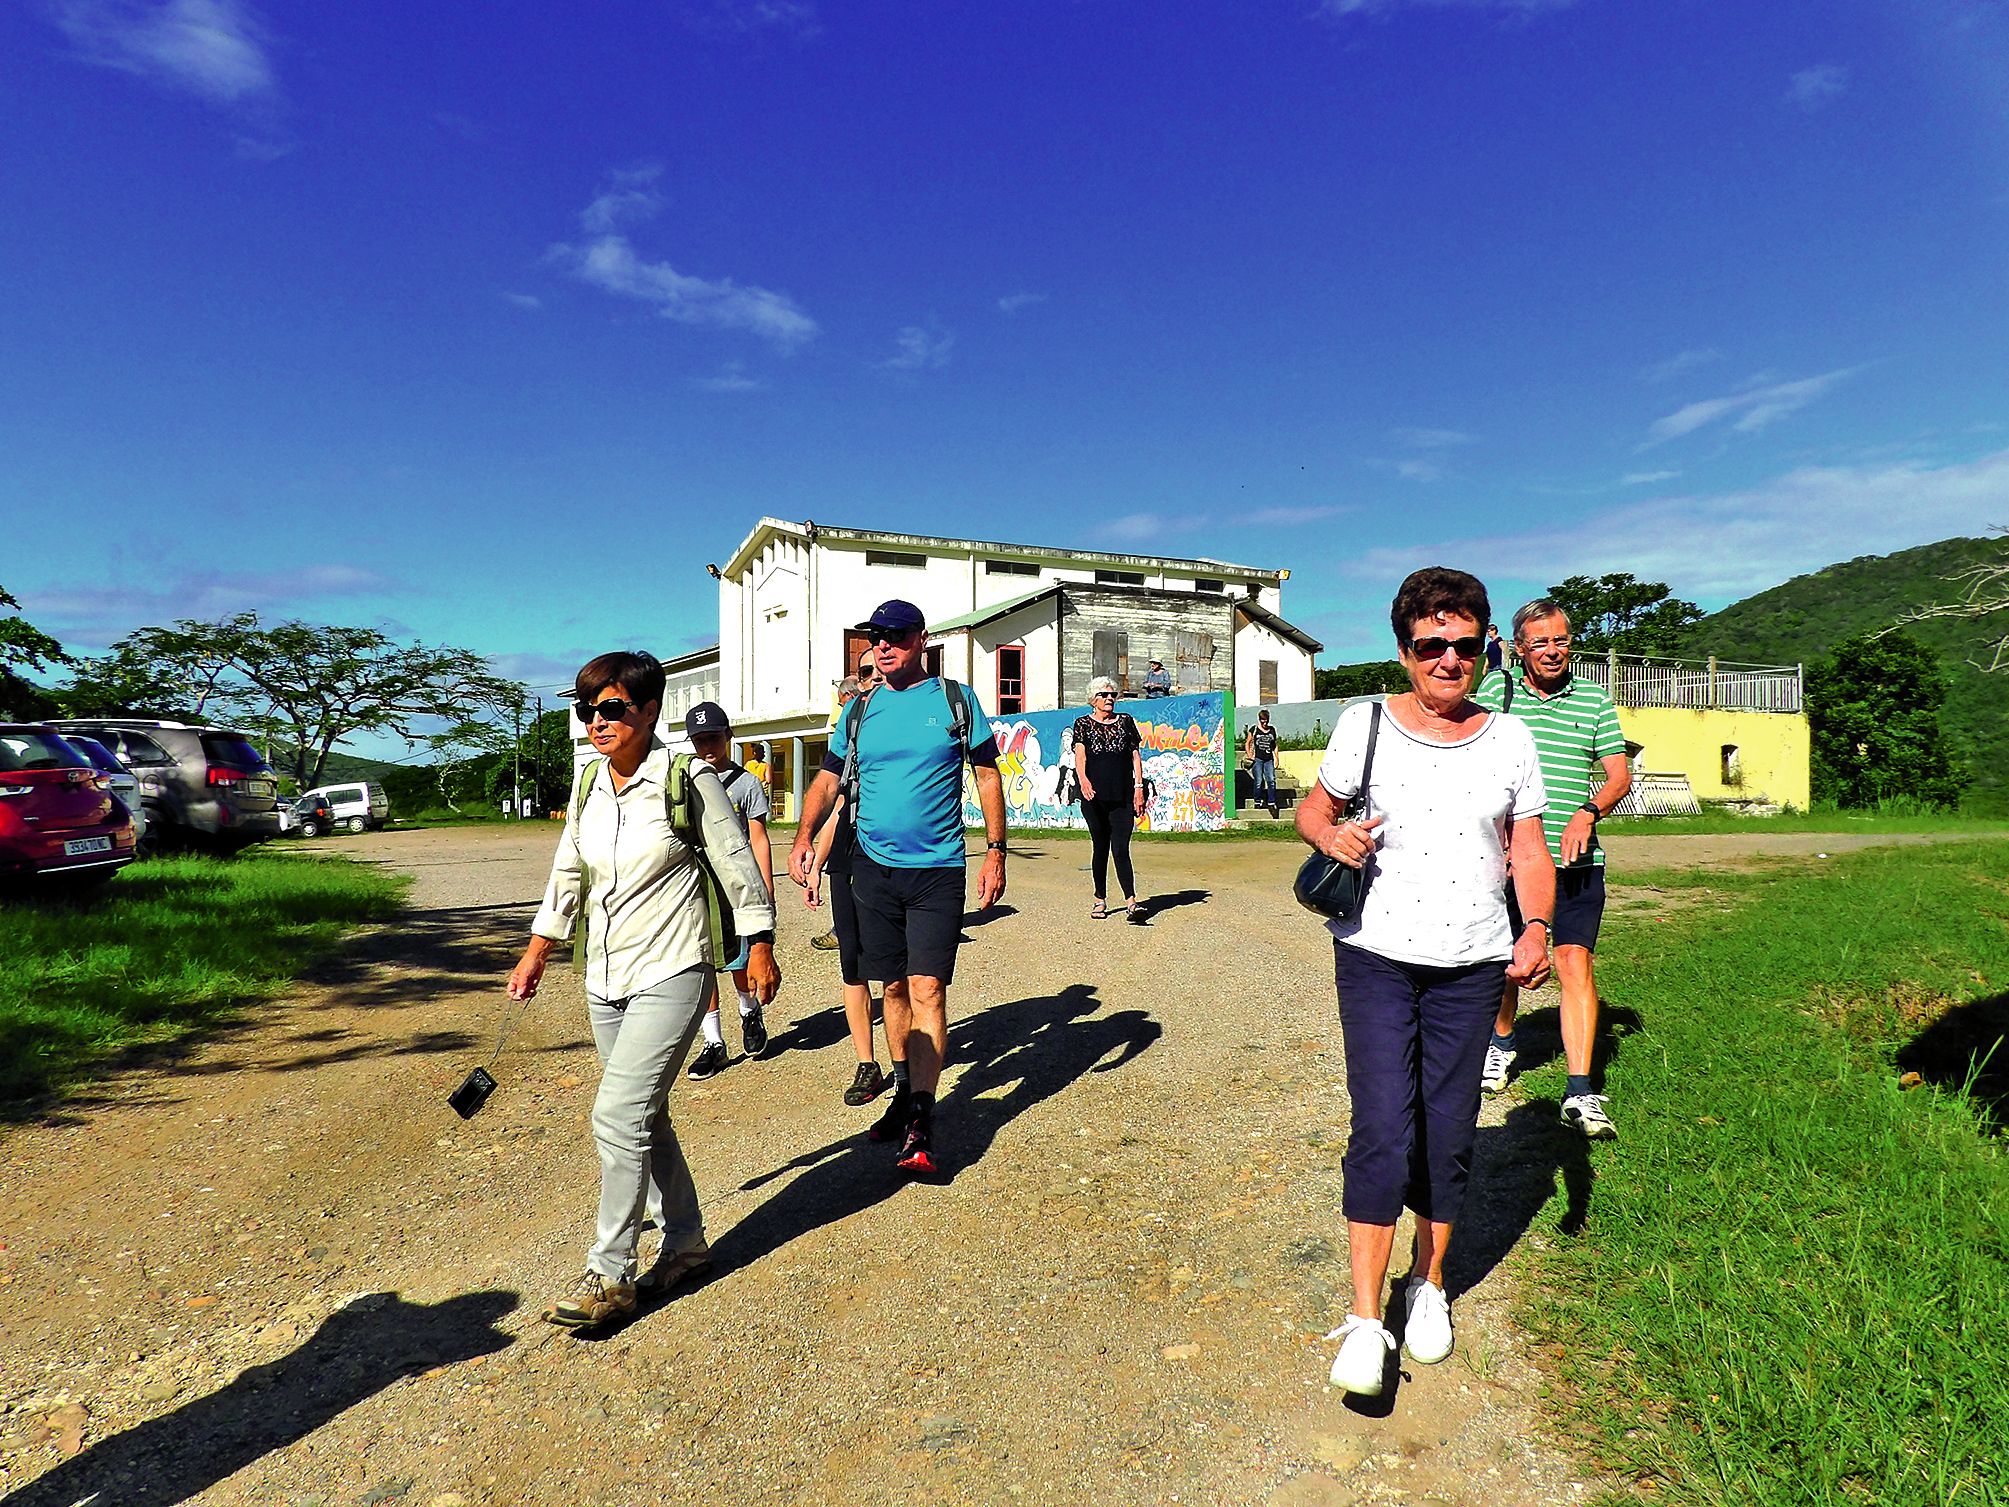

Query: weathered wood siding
[{"left": 1057, "top": 587, "right": 1235, "bottom": 705}]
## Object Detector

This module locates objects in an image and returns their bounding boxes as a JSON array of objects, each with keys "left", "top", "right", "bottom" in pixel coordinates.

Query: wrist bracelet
[
  {"left": 987, "top": 839, "right": 1008, "bottom": 852},
  {"left": 1525, "top": 917, "right": 1552, "bottom": 935}
]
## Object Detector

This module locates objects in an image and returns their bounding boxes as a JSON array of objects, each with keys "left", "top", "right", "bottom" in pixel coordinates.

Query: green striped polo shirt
[{"left": 1472, "top": 668, "right": 1626, "bottom": 866}]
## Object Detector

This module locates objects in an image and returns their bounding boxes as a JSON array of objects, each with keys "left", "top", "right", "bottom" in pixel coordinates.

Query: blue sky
[{"left": 6, "top": 0, "right": 2008, "bottom": 714}]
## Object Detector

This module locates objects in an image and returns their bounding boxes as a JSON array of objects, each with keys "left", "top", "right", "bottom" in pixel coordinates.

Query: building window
[
  {"left": 925, "top": 645, "right": 945, "bottom": 678},
  {"left": 1094, "top": 569, "right": 1145, "bottom": 585},
  {"left": 997, "top": 645, "right": 1025, "bottom": 715},
  {"left": 1721, "top": 744, "right": 1742, "bottom": 786},
  {"left": 866, "top": 549, "right": 926, "bottom": 569},
  {"left": 1092, "top": 629, "right": 1129, "bottom": 692},
  {"left": 985, "top": 559, "right": 1039, "bottom": 577},
  {"left": 1259, "top": 659, "right": 1279, "bottom": 704},
  {"left": 1194, "top": 577, "right": 1225, "bottom": 593}
]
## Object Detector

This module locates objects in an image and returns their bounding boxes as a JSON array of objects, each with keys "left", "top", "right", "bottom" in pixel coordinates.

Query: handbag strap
[{"left": 1358, "top": 700, "right": 1382, "bottom": 806}]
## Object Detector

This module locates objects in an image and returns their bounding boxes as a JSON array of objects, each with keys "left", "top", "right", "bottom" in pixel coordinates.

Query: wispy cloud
[
  {"left": 549, "top": 172, "right": 818, "bottom": 349},
  {"left": 52, "top": 0, "right": 278, "bottom": 105},
  {"left": 1619, "top": 469, "right": 1680, "bottom": 486},
  {"left": 1318, "top": 0, "right": 1583, "bottom": 18},
  {"left": 22, "top": 564, "right": 396, "bottom": 650},
  {"left": 1247, "top": 505, "right": 1346, "bottom": 527},
  {"left": 1390, "top": 427, "right": 1477, "bottom": 450},
  {"left": 693, "top": 360, "right": 766, "bottom": 393},
  {"left": 1091, "top": 512, "right": 1204, "bottom": 545},
  {"left": 1639, "top": 347, "right": 1722, "bottom": 384},
  {"left": 1348, "top": 447, "right": 2009, "bottom": 600},
  {"left": 997, "top": 291, "right": 1048, "bottom": 315},
  {"left": 1787, "top": 63, "right": 1849, "bottom": 110},
  {"left": 1641, "top": 365, "right": 1861, "bottom": 447},
  {"left": 879, "top": 323, "right": 955, "bottom": 371},
  {"left": 503, "top": 292, "right": 543, "bottom": 311},
  {"left": 681, "top": 0, "right": 821, "bottom": 40}
]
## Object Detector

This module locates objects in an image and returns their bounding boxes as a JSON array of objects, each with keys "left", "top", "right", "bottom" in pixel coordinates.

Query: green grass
[
  {"left": 0, "top": 850, "right": 407, "bottom": 1113},
  {"left": 1519, "top": 841, "right": 2009, "bottom": 1505},
  {"left": 1599, "top": 807, "right": 2009, "bottom": 838}
]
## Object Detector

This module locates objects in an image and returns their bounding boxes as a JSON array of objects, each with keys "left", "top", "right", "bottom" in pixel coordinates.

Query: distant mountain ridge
[{"left": 1683, "top": 535, "right": 2007, "bottom": 811}]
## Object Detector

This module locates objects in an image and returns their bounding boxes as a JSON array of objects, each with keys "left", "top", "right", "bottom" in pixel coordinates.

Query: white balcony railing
[{"left": 1567, "top": 653, "right": 1803, "bottom": 714}]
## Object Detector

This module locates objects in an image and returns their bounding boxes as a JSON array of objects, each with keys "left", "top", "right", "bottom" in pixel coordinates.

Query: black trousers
[{"left": 1079, "top": 797, "right": 1135, "bottom": 900}]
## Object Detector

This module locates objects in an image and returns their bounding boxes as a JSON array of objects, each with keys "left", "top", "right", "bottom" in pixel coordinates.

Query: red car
[{"left": 0, "top": 724, "right": 138, "bottom": 885}]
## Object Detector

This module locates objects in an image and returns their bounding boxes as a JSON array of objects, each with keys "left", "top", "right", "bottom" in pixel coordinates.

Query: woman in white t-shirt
[{"left": 1294, "top": 567, "right": 1557, "bottom": 1398}]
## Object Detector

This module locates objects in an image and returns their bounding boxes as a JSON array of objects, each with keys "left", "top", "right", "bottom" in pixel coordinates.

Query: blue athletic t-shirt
[{"left": 828, "top": 678, "right": 997, "bottom": 869}]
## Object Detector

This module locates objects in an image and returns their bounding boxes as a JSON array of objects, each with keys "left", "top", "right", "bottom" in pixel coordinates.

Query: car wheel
[
  {"left": 343, "top": 816, "right": 367, "bottom": 834},
  {"left": 300, "top": 819, "right": 322, "bottom": 838}
]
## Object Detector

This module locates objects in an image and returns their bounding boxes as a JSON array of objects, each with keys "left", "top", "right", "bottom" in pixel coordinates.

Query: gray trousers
[{"left": 586, "top": 965, "right": 710, "bottom": 1281}]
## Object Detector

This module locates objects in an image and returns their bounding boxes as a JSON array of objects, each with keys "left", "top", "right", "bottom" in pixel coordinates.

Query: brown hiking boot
[
  {"left": 636, "top": 1240, "right": 711, "bottom": 1295},
  {"left": 810, "top": 929, "right": 840, "bottom": 950},
  {"left": 545, "top": 1270, "right": 637, "bottom": 1329}
]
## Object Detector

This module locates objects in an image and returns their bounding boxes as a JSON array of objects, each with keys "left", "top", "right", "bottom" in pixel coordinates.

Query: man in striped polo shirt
[{"left": 1471, "top": 598, "right": 1633, "bottom": 1137}]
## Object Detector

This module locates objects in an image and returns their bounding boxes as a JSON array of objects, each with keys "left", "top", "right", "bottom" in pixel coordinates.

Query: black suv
[{"left": 51, "top": 720, "right": 283, "bottom": 854}]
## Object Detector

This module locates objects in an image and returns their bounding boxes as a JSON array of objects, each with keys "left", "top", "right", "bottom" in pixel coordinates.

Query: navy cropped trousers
[{"left": 1333, "top": 941, "right": 1506, "bottom": 1227}]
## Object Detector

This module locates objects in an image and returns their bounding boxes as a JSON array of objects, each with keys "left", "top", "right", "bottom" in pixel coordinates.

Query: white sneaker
[
  {"left": 1324, "top": 1314, "right": 1396, "bottom": 1396},
  {"left": 1480, "top": 1040, "right": 1516, "bottom": 1094},
  {"left": 1402, "top": 1277, "right": 1453, "bottom": 1363},
  {"left": 1561, "top": 1092, "right": 1618, "bottom": 1139}
]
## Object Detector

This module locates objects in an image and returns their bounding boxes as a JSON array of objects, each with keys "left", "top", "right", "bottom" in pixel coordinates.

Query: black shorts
[
  {"left": 849, "top": 854, "right": 966, "bottom": 986},
  {"left": 1507, "top": 865, "right": 1607, "bottom": 952},
  {"left": 826, "top": 853, "right": 866, "bottom": 988}
]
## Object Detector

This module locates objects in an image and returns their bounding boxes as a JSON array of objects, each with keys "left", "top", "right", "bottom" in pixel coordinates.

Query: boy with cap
[{"left": 682, "top": 701, "right": 776, "bottom": 1079}]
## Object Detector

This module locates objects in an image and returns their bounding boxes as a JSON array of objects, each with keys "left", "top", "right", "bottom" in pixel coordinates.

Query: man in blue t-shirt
[{"left": 790, "top": 600, "right": 1008, "bottom": 1177}]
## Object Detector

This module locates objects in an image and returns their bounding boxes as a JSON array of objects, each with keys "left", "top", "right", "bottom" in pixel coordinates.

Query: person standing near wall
[
  {"left": 1471, "top": 599, "right": 1632, "bottom": 1137},
  {"left": 1073, "top": 676, "right": 1147, "bottom": 922},
  {"left": 1245, "top": 709, "right": 1280, "bottom": 816},
  {"left": 789, "top": 600, "right": 1009, "bottom": 1177}
]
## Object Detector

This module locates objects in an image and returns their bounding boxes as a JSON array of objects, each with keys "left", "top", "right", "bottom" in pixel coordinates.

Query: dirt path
[{"left": 5, "top": 823, "right": 1945, "bottom": 1505}]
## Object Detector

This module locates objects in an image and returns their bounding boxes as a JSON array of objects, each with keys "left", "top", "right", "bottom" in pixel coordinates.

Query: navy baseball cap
[
  {"left": 855, "top": 599, "right": 927, "bottom": 634},
  {"left": 684, "top": 701, "right": 732, "bottom": 735}
]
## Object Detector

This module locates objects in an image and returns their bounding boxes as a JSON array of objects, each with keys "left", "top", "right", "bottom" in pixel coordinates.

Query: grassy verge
[
  {"left": 0, "top": 851, "right": 408, "bottom": 1113},
  {"left": 1599, "top": 808, "right": 2009, "bottom": 838},
  {"left": 1519, "top": 842, "right": 2009, "bottom": 1505}
]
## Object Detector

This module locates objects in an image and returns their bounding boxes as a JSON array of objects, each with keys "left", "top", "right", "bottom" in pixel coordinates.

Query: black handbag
[{"left": 1293, "top": 700, "right": 1382, "bottom": 920}]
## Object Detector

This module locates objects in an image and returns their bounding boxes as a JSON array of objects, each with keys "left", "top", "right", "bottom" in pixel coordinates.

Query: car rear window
[
  {"left": 200, "top": 733, "right": 271, "bottom": 771},
  {"left": 116, "top": 732, "right": 173, "bottom": 767},
  {"left": 0, "top": 732, "right": 86, "bottom": 773},
  {"left": 59, "top": 735, "right": 124, "bottom": 775}
]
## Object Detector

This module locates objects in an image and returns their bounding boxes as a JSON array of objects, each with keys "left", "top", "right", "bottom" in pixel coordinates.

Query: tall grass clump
[
  {"left": 0, "top": 851, "right": 407, "bottom": 1112},
  {"left": 1520, "top": 842, "right": 2009, "bottom": 1506}
]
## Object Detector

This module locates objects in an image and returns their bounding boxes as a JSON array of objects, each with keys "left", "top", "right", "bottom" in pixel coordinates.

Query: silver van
[{"left": 302, "top": 781, "right": 390, "bottom": 833}]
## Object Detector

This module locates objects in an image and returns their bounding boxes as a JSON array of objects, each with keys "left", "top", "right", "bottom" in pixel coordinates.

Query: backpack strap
[
  {"left": 944, "top": 679, "right": 975, "bottom": 760},
  {"left": 666, "top": 752, "right": 739, "bottom": 970},
  {"left": 570, "top": 759, "right": 604, "bottom": 970},
  {"left": 838, "top": 687, "right": 875, "bottom": 816},
  {"left": 1502, "top": 673, "right": 1515, "bottom": 713}
]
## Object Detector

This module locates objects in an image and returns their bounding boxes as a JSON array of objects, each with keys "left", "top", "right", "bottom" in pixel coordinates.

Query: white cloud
[
  {"left": 997, "top": 291, "right": 1048, "bottom": 315},
  {"left": 22, "top": 564, "right": 395, "bottom": 650},
  {"left": 52, "top": 0, "right": 277, "bottom": 105},
  {"left": 1390, "top": 427, "right": 1477, "bottom": 450},
  {"left": 579, "top": 169, "right": 665, "bottom": 234},
  {"left": 503, "top": 292, "right": 543, "bottom": 311},
  {"left": 1392, "top": 459, "right": 1446, "bottom": 482},
  {"left": 879, "top": 323, "right": 955, "bottom": 371},
  {"left": 1787, "top": 63, "right": 1849, "bottom": 110},
  {"left": 1247, "top": 505, "right": 1346, "bottom": 526},
  {"left": 1641, "top": 365, "right": 1861, "bottom": 447},
  {"left": 682, "top": 0, "right": 821, "bottom": 39},
  {"left": 1348, "top": 447, "right": 2009, "bottom": 600},
  {"left": 1619, "top": 469, "right": 1680, "bottom": 486},
  {"left": 1639, "top": 347, "right": 1722, "bottom": 384},
  {"left": 693, "top": 361, "right": 765, "bottom": 393},
  {"left": 1318, "top": 0, "right": 1582, "bottom": 17},
  {"left": 1091, "top": 512, "right": 1206, "bottom": 545}
]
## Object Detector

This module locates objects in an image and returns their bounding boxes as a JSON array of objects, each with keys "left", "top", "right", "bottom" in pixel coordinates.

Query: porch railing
[{"left": 1567, "top": 653, "right": 1803, "bottom": 714}]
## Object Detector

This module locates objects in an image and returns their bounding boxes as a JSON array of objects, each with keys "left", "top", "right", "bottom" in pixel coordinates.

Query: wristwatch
[
  {"left": 986, "top": 839, "right": 1008, "bottom": 853},
  {"left": 1578, "top": 802, "right": 1601, "bottom": 821}
]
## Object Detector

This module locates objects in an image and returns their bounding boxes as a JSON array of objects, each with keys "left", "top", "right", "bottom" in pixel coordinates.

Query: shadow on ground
[
  {"left": 1898, "top": 989, "right": 2009, "bottom": 1131},
  {"left": 711, "top": 983, "right": 1161, "bottom": 1277},
  {"left": 0, "top": 1291, "right": 517, "bottom": 1507}
]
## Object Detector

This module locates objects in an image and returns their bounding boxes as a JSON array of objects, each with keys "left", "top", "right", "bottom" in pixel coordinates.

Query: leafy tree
[
  {"left": 0, "top": 586, "right": 68, "bottom": 720},
  {"left": 1315, "top": 661, "right": 1408, "bottom": 699},
  {"left": 1807, "top": 630, "right": 1969, "bottom": 810},
  {"left": 1544, "top": 573, "right": 1703, "bottom": 654},
  {"left": 86, "top": 613, "right": 523, "bottom": 789}
]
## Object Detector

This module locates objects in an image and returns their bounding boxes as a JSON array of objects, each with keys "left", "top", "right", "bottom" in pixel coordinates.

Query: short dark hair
[
  {"left": 1389, "top": 567, "right": 1491, "bottom": 647},
  {"left": 574, "top": 651, "right": 665, "bottom": 709}
]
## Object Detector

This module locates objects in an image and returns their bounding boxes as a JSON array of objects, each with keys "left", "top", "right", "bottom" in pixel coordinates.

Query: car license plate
[
  {"left": 247, "top": 779, "right": 275, "bottom": 798},
  {"left": 64, "top": 836, "right": 113, "bottom": 856}
]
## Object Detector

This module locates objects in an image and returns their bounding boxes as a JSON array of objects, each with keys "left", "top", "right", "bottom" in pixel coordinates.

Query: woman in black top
[{"left": 1073, "top": 676, "right": 1147, "bottom": 922}]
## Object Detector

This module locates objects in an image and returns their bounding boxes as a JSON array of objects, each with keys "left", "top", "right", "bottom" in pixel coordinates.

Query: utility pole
[
  {"left": 532, "top": 692, "right": 544, "bottom": 816},
  {"left": 511, "top": 695, "right": 523, "bottom": 820}
]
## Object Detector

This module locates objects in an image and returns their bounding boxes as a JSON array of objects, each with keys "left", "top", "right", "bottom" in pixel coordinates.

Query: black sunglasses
[
  {"left": 1406, "top": 635, "right": 1485, "bottom": 662},
  {"left": 574, "top": 696, "right": 637, "bottom": 723},
  {"left": 865, "top": 628, "right": 917, "bottom": 647}
]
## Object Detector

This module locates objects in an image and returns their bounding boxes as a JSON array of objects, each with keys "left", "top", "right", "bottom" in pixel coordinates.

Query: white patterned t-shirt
[{"left": 1315, "top": 698, "right": 1547, "bottom": 967}]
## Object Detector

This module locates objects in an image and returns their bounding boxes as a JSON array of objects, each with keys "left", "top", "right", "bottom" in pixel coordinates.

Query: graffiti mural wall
[{"left": 962, "top": 691, "right": 1228, "bottom": 834}]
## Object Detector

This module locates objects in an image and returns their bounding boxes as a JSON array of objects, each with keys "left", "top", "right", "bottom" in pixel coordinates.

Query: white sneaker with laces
[
  {"left": 1324, "top": 1314, "right": 1396, "bottom": 1396},
  {"left": 1402, "top": 1277, "right": 1453, "bottom": 1363},
  {"left": 1480, "top": 1040, "right": 1516, "bottom": 1094},
  {"left": 1561, "top": 1091, "right": 1618, "bottom": 1139}
]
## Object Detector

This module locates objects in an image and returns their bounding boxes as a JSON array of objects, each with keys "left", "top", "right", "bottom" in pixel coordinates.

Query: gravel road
[{"left": 7, "top": 820, "right": 1908, "bottom": 1505}]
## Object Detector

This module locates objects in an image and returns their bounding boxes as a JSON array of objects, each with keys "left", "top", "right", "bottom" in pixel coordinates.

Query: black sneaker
[
  {"left": 868, "top": 1086, "right": 913, "bottom": 1142},
  {"left": 844, "top": 1061, "right": 887, "bottom": 1106},
  {"left": 741, "top": 1007, "right": 768, "bottom": 1059},
  {"left": 896, "top": 1110, "right": 937, "bottom": 1175},
  {"left": 686, "top": 1041, "right": 729, "bottom": 1080}
]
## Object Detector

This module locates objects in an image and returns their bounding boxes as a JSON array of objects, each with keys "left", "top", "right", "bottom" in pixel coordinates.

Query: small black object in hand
[{"left": 448, "top": 1066, "right": 498, "bottom": 1119}]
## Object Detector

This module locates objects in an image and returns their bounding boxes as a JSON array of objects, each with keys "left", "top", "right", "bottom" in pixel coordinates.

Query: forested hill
[{"left": 1684, "top": 535, "right": 2008, "bottom": 811}]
